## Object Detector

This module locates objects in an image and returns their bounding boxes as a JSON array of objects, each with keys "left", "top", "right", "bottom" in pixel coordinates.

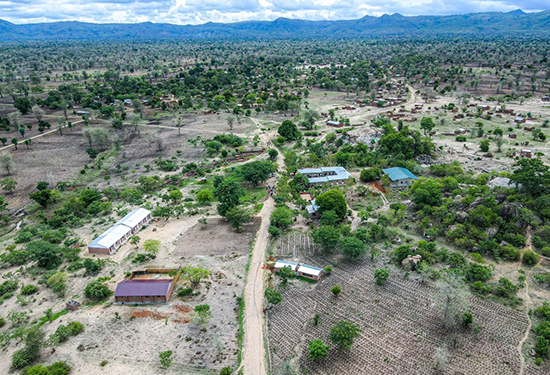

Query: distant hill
[{"left": 1, "top": 10, "right": 550, "bottom": 41}]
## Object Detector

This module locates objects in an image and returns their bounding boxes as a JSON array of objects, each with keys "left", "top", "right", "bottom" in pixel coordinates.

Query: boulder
[
  {"left": 402, "top": 254, "right": 422, "bottom": 271},
  {"left": 456, "top": 211, "right": 468, "bottom": 223},
  {"left": 499, "top": 203, "right": 522, "bottom": 221},
  {"left": 487, "top": 227, "right": 499, "bottom": 239}
]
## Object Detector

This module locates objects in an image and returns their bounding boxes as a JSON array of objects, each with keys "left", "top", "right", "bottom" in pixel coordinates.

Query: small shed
[
  {"left": 509, "top": 133, "right": 517, "bottom": 139},
  {"left": 297, "top": 264, "right": 323, "bottom": 281},
  {"left": 520, "top": 149, "right": 532, "bottom": 158},
  {"left": 326, "top": 120, "right": 343, "bottom": 128},
  {"left": 306, "top": 199, "right": 320, "bottom": 219},
  {"left": 382, "top": 167, "right": 419, "bottom": 187},
  {"left": 66, "top": 300, "right": 80, "bottom": 311},
  {"left": 542, "top": 96, "right": 550, "bottom": 102},
  {"left": 515, "top": 117, "right": 526, "bottom": 124}
]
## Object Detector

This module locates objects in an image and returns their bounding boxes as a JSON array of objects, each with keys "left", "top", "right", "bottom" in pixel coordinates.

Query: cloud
[{"left": 0, "top": 0, "right": 548, "bottom": 25}]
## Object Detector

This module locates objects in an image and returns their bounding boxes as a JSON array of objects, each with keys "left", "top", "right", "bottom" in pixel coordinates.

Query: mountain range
[{"left": 1, "top": 10, "right": 549, "bottom": 41}]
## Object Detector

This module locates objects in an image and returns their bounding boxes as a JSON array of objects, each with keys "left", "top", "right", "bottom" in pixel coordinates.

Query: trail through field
[{"left": 516, "top": 230, "right": 542, "bottom": 375}]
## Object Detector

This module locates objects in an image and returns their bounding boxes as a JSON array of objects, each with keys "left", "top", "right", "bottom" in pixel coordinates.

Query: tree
[
  {"left": 268, "top": 148, "right": 278, "bottom": 160},
  {"left": 331, "top": 285, "right": 341, "bottom": 296},
  {"left": 225, "top": 206, "right": 252, "bottom": 230},
  {"left": 143, "top": 239, "right": 161, "bottom": 255},
  {"left": 510, "top": 158, "right": 550, "bottom": 196},
  {"left": 479, "top": 139, "right": 490, "bottom": 152},
  {"left": 301, "top": 109, "right": 321, "bottom": 130},
  {"left": 181, "top": 265, "right": 211, "bottom": 286},
  {"left": 36, "top": 181, "right": 49, "bottom": 191},
  {"left": 462, "top": 311, "right": 473, "bottom": 327},
  {"left": 308, "top": 339, "right": 329, "bottom": 360},
  {"left": 374, "top": 268, "right": 390, "bottom": 285},
  {"left": 316, "top": 189, "right": 347, "bottom": 219},
  {"left": 240, "top": 160, "right": 275, "bottom": 186},
  {"left": 0, "top": 195, "right": 8, "bottom": 212},
  {"left": 19, "top": 126, "right": 25, "bottom": 138},
  {"left": 420, "top": 117, "right": 436, "bottom": 136},
  {"left": 410, "top": 178, "right": 442, "bottom": 208},
  {"left": 47, "top": 272, "right": 67, "bottom": 296},
  {"left": 14, "top": 97, "right": 32, "bottom": 115},
  {"left": 31, "top": 105, "right": 45, "bottom": 122},
  {"left": 130, "top": 235, "right": 141, "bottom": 248},
  {"left": 312, "top": 225, "right": 340, "bottom": 252},
  {"left": 159, "top": 350, "right": 173, "bottom": 369},
  {"left": 493, "top": 135, "right": 505, "bottom": 152},
  {"left": 329, "top": 320, "right": 361, "bottom": 350},
  {"left": 84, "top": 280, "right": 112, "bottom": 300},
  {"left": 535, "top": 336, "right": 549, "bottom": 357},
  {"left": 111, "top": 117, "right": 123, "bottom": 130},
  {"left": 437, "top": 273, "right": 469, "bottom": 329},
  {"left": 265, "top": 287, "right": 282, "bottom": 305},
  {"left": 339, "top": 236, "right": 366, "bottom": 259},
  {"left": 197, "top": 189, "right": 214, "bottom": 205},
  {"left": 270, "top": 206, "right": 292, "bottom": 228},
  {"left": 8, "top": 111, "right": 21, "bottom": 129},
  {"left": 278, "top": 265, "right": 294, "bottom": 286},
  {"left": 169, "top": 189, "right": 183, "bottom": 204},
  {"left": 0, "top": 153, "right": 14, "bottom": 175},
  {"left": 278, "top": 120, "right": 300, "bottom": 140},
  {"left": 226, "top": 115, "right": 235, "bottom": 130},
  {"left": 0, "top": 177, "right": 17, "bottom": 194},
  {"left": 29, "top": 189, "right": 53, "bottom": 207},
  {"left": 0, "top": 138, "right": 6, "bottom": 145},
  {"left": 27, "top": 240, "right": 62, "bottom": 269},
  {"left": 360, "top": 168, "right": 381, "bottom": 182},
  {"left": 192, "top": 304, "right": 211, "bottom": 325},
  {"left": 215, "top": 179, "right": 244, "bottom": 216},
  {"left": 11, "top": 138, "right": 18, "bottom": 150}
]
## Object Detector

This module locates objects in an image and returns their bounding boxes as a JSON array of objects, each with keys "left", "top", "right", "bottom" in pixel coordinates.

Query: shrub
[
  {"left": 462, "top": 312, "right": 473, "bottom": 327},
  {"left": 323, "top": 266, "right": 333, "bottom": 275},
  {"left": 268, "top": 226, "right": 281, "bottom": 237},
  {"left": 220, "top": 367, "right": 232, "bottom": 375},
  {"left": 84, "top": 280, "right": 112, "bottom": 300},
  {"left": 159, "top": 350, "right": 173, "bottom": 369},
  {"left": 178, "top": 288, "right": 193, "bottom": 298},
  {"left": 374, "top": 268, "right": 390, "bottom": 285},
  {"left": 523, "top": 251, "right": 540, "bottom": 266},
  {"left": 21, "top": 285, "right": 38, "bottom": 295},
  {"left": 465, "top": 263, "right": 491, "bottom": 282},
  {"left": 331, "top": 285, "right": 341, "bottom": 296},
  {"left": 455, "top": 136, "right": 467, "bottom": 142}
]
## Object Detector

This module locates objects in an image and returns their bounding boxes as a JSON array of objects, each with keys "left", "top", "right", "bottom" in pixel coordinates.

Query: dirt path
[
  {"left": 0, "top": 119, "right": 84, "bottom": 151},
  {"left": 516, "top": 230, "right": 542, "bottom": 375}
]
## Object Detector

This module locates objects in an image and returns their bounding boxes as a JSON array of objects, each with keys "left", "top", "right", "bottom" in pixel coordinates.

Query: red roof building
[{"left": 114, "top": 279, "right": 175, "bottom": 303}]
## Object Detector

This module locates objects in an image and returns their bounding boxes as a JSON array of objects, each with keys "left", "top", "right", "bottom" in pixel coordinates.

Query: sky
[{"left": 0, "top": 0, "right": 548, "bottom": 25}]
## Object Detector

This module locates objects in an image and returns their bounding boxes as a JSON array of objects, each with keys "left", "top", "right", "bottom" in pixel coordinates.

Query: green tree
[
  {"left": 159, "top": 350, "right": 173, "bottom": 369},
  {"left": 360, "top": 168, "right": 381, "bottom": 182},
  {"left": 339, "top": 236, "right": 366, "bottom": 259},
  {"left": 374, "top": 268, "right": 390, "bottom": 285},
  {"left": 192, "top": 304, "right": 211, "bottom": 325},
  {"left": 47, "top": 272, "right": 67, "bottom": 296},
  {"left": 13, "top": 97, "right": 32, "bottom": 115},
  {"left": 331, "top": 285, "right": 341, "bottom": 296},
  {"left": 240, "top": 160, "right": 275, "bottom": 186},
  {"left": 312, "top": 225, "right": 341, "bottom": 252},
  {"left": 27, "top": 240, "right": 62, "bottom": 269},
  {"left": 320, "top": 210, "right": 339, "bottom": 226},
  {"left": 130, "top": 235, "right": 141, "bottom": 248},
  {"left": 265, "top": 287, "right": 282, "bottom": 305},
  {"left": 479, "top": 139, "right": 490, "bottom": 152},
  {"left": 270, "top": 206, "right": 293, "bottom": 228},
  {"left": 84, "top": 280, "right": 112, "bottom": 300},
  {"left": 181, "top": 265, "right": 211, "bottom": 286},
  {"left": 11, "top": 138, "right": 18, "bottom": 150},
  {"left": 510, "top": 158, "right": 550, "bottom": 196},
  {"left": 268, "top": 148, "right": 279, "bottom": 160},
  {"left": 420, "top": 117, "right": 436, "bottom": 136},
  {"left": 329, "top": 320, "right": 361, "bottom": 350},
  {"left": 278, "top": 265, "right": 294, "bottom": 286},
  {"left": 410, "top": 178, "right": 442, "bottom": 208},
  {"left": 143, "top": 239, "right": 161, "bottom": 255},
  {"left": 225, "top": 206, "right": 252, "bottom": 230},
  {"left": 169, "top": 189, "right": 183, "bottom": 204},
  {"left": 535, "top": 336, "right": 549, "bottom": 357},
  {"left": 0, "top": 153, "right": 14, "bottom": 175},
  {"left": 215, "top": 179, "right": 244, "bottom": 216},
  {"left": 0, "top": 177, "right": 17, "bottom": 194},
  {"left": 316, "top": 189, "right": 347, "bottom": 219},
  {"left": 308, "top": 339, "right": 329, "bottom": 360},
  {"left": 36, "top": 181, "right": 49, "bottom": 191},
  {"left": 197, "top": 189, "right": 214, "bottom": 205},
  {"left": 462, "top": 312, "right": 473, "bottom": 327},
  {"left": 278, "top": 120, "right": 300, "bottom": 140},
  {"left": 301, "top": 109, "right": 321, "bottom": 130}
]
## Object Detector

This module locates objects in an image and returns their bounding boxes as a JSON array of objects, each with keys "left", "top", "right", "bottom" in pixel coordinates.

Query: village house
[
  {"left": 542, "top": 96, "right": 550, "bottom": 102},
  {"left": 326, "top": 120, "right": 343, "bottom": 127},
  {"left": 306, "top": 199, "right": 321, "bottom": 219},
  {"left": 114, "top": 268, "right": 179, "bottom": 304},
  {"left": 520, "top": 149, "right": 532, "bottom": 158},
  {"left": 88, "top": 208, "right": 152, "bottom": 254},
  {"left": 515, "top": 117, "right": 526, "bottom": 124},
  {"left": 298, "top": 167, "right": 353, "bottom": 187},
  {"left": 274, "top": 260, "right": 324, "bottom": 281},
  {"left": 382, "top": 167, "right": 419, "bottom": 187}
]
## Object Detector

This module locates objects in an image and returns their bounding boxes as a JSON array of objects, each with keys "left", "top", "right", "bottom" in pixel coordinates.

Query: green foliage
[
  {"left": 268, "top": 226, "right": 281, "bottom": 237},
  {"left": 462, "top": 311, "right": 473, "bottom": 327},
  {"left": 410, "top": 178, "right": 442, "bottom": 208},
  {"left": 308, "top": 339, "right": 329, "bottom": 360},
  {"left": 240, "top": 160, "right": 276, "bottom": 186},
  {"left": 323, "top": 266, "right": 332, "bottom": 275},
  {"left": 278, "top": 120, "right": 300, "bottom": 140},
  {"left": 225, "top": 206, "right": 252, "bottom": 229},
  {"left": 159, "top": 350, "right": 173, "bottom": 369},
  {"left": 329, "top": 320, "right": 361, "bottom": 350},
  {"left": 21, "top": 285, "right": 38, "bottom": 295},
  {"left": 510, "top": 158, "right": 550, "bottom": 196},
  {"left": 215, "top": 178, "right": 244, "bottom": 217},
  {"left": 196, "top": 189, "right": 214, "bottom": 205},
  {"left": 11, "top": 327, "right": 44, "bottom": 370},
  {"left": 178, "top": 288, "right": 193, "bottom": 298},
  {"left": 360, "top": 167, "right": 381, "bottom": 182},
  {"left": 320, "top": 210, "right": 339, "bottom": 226},
  {"left": 420, "top": 117, "right": 436, "bottom": 135},
  {"left": 316, "top": 189, "right": 347, "bottom": 219},
  {"left": 27, "top": 240, "right": 63, "bottom": 269},
  {"left": 270, "top": 206, "right": 292, "bottom": 228},
  {"left": 535, "top": 336, "right": 549, "bottom": 357},
  {"left": 394, "top": 245, "right": 413, "bottom": 263},
  {"left": 374, "top": 268, "right": 390, "bottom": 285},
  {"left": 265, "top": 287, "right": 282, "bottom": 305},
  {"left": 144, "top": 239, "right": 161, "bottom": 255},
  {"left": 331, "top": 285, "right": 341, "bottom": 296},
  {"left": 312, "top": 226, "right": 341, "bottom": 253},
  {"left": 465, "top": 263, "right": 492, "bottom": 282},
  {"left": 523, "top": 250, "right": 540, "bottom": 266},
  {"left": 192, "top": 304, "right": 211, "bottom": 325},
  {"left": 479, "top": 139, "right": 490, "bottom": 152},
  {"left": 277, "top": 266, "right": 294, "bottom": 286},
  {"left": 181, "top": 265, "right": 211, "bottom": 286},
  {"left": 220, "top": 367, "right": 232, "bottom": 375},
  {"left": 24, "top": 362, "right": 71, "bottom": 375},
  {"left": 84, "top": 280, "right": 112, "bottom": 300}
]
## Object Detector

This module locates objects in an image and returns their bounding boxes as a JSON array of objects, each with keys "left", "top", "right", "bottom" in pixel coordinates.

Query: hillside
[{"left": 0, "top": 10, "right": 550, "bottom": 40}]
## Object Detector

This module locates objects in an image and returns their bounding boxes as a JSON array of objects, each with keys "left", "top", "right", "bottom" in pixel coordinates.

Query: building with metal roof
[
  {"left": 382, "top": 167, "right": 419, "bottom": 187},
  {"left": 114, "top": 279, "right": 174, "bottom": 303},
  {"left": 306, "top": 199, "right": 320, "bottom": 219},
  {"left": 297, "top": 264, "right": 324, "bottom": 281},
  {"left": 273, "top": 260, "right": 299, "bottom": 273},
  {"left": 298, "top": 167, "right": 352, "bottom": 187},
  {"left": 88, "top": 208, "right": 152, "bottom": 254}
]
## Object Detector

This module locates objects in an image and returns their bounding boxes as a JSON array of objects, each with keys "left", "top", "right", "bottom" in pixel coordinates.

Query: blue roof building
[{"left": 382, "top": 167, "right": 418, "bottom": 186}]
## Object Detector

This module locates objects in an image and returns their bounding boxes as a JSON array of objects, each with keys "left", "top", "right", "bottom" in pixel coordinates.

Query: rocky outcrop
[
  {"left": 402, "top": 254, "right": 422, "bottom": 271},
  {"left": 498, "top": 203, "right": 523, "bottom": 221}
]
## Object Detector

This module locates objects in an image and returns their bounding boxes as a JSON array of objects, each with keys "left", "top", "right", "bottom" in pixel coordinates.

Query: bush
[
  {"left": 25, "top": 362, "right": 71, "bottom": 375},
  {"left": 323, "top": 266, "right": 333, "bottom": 275},
  {"left": 462, "top": 311, "right": 473, "bottom": 327},
  {"left": 84, "top": 280, "right": 112, "bottom": 300},
  {"left": 374, "top": 268, "right": 390, "bottom": 285},
  {"left": 455, "top": 136, "right": 467, "bottom": 142},
  {"left": 220, "top": 367, "right": 232, "bottom": 375},
  {"left": 523, "top": 251, "right": 540, "bottom": 266},
  {"left": 465, "top": 263, "right": 491, "bottom": 282},
  {"left": 331, "top": 285, "right": 341, "bottom": 296},
  {"left": 178, "top": 288, "right": 193, "bottom": 298},
  {"left": 268, "top": 226, "right": 280, "bottom": 237},
  {"left": 21, "top": 285, "right": 38, "bottom": 295}
]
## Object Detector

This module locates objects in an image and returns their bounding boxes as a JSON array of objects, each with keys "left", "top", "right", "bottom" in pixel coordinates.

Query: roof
[
  {"left": 274, "top": 261, "right": 299, "bottom": 271},
  {"left": 88, "top": 225, "right": 132, "bottom": 249},
  {"left": 382, "top": 167, "right": 418, "bottom": 181},
  {"left": 114, "top": 279, "right": 172, "bottom": 297},
  {"left": 115, "top": 208, "right": 151, "bottom": 229},
  {"left": 306, "top": 199, "right": 320, "bottom": 214},
  {"left": 298, "top": 264, "right": 323, "bottom": 277},
  {"left": 515, "top": 117, "right": 525, "bottom": 121},
  {"left": 298, "top": 167, "right": 352, "bottom": 184},
  {"left": 327, "top": 120, "right": 341, "bottom": 125}
]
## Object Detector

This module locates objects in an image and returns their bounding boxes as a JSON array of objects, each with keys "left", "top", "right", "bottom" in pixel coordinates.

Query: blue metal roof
[{"left": 382, "top": 167, "right": 418, "bottom": 181}]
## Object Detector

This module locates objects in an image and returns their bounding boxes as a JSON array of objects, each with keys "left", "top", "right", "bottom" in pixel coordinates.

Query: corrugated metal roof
[
  {"left": 382, "top": 167, "right": 418, "bottom": 181},
  {"left": 88, "top": 225, "right": 132, "bottom": 249},
  {"left": 114, "top": 279, "right": 172, "bottom": 297},
  {"left": 299, "top": 167, "right": 352, "bottom": 184},
  {"left": 306, "top": 199, "right": 320, "bottom": 214},
  {"left": 298, "top": 264, "right": 323, "bottom": 276},
  {"left": 115, "top": 208, "right": 151, "bottom": 229},
  {"left": 274, "top": 261, "right": 299, "bottom": 271}
]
